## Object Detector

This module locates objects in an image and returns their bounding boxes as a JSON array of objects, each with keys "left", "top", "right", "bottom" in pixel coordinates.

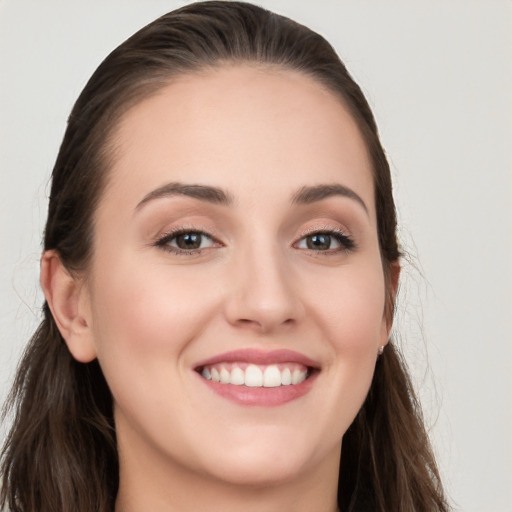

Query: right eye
[{"left": 156, "top": 230, "right": 217, "bottom": 254}]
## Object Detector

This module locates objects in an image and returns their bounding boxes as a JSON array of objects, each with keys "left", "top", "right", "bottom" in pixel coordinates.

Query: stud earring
[{"left": 377, "top": 345, "right": 385, "bottom": 356}]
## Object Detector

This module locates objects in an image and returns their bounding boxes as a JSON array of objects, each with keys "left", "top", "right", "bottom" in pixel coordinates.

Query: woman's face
[{"left": 79, "top": 66, "right": 392, "bottom": 486}]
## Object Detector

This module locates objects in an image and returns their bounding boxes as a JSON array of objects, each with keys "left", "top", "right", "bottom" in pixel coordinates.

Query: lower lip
[{"left": 196, "top": 372, "right": 317, "bottom": 406}]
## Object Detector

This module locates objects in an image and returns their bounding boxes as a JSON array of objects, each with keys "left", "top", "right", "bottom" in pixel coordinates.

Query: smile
[
  {"left": 194, "top": 349, "right": 319, "bottom": 406},
  {"left": 200, "top": 362, "right": 309, "bottom": 388}
]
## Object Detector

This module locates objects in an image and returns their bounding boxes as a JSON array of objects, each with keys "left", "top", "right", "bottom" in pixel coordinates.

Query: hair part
[{"left": 1, "top": 2, "right": 449, "bottom": 511}]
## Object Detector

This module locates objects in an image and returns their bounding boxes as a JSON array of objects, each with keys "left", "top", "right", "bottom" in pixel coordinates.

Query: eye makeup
[
  {"left": 154, "top": 227, "right": 223, "bottom": 256},
  {"left": 293, "top": 226, "right": 356, "bottom": 254},
  {"left": 152, "top": 224, "right": 356, "bottom": 259}
]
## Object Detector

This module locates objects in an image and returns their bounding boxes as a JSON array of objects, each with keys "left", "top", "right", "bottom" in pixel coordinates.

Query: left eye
[
  {"left": 296, "top": 232, "right": 351, "bottom": 251},
  {"left": 160, "top": 231, "right": 215, "bottom": 251}
]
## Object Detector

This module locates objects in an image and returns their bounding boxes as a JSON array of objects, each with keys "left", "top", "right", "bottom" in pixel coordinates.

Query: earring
[{"left": 377, "top": 345, "right": 385, "bottom": 356}]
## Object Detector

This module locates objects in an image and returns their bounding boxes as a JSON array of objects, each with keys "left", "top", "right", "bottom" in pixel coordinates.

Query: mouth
[
  {"left": 194, "top": 349, "right": 320, "bottom": 405},
  {"left": 197, "top": 362, "right": 311, "bottom": 388}
]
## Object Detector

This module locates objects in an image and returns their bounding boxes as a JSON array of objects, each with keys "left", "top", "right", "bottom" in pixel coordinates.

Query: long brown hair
[{"left": 1, "top": 3, "right": 449, "bottom": 511}]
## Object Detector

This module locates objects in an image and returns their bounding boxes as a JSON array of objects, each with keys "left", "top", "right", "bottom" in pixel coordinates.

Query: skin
[{"left": 42, "top": 65, "right": 397, "bottom": 512}]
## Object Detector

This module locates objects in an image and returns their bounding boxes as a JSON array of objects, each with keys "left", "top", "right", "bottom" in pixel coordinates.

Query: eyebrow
[
  {"left": 291, "top": 184, "right": 368, "bottom": 214},
  {"left": 135, "top": 181, "right": 368, "bottom": 214},
  {"left": 136, "top": 182, "right": 233, "bottom": 210}
]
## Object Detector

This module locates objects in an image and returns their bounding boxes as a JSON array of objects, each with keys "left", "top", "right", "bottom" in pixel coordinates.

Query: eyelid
[
  {"left": 295, "top": 224, "right": 353, "bottom": 241},
  {"left": 296, "top": 224, "right": 349, "bottom": 237},
  {"left": 153, "top": 226, "right": 223, "bottom": 255},
  {"left": 153, "top": 222, "right": 221, "bottom": 243}
]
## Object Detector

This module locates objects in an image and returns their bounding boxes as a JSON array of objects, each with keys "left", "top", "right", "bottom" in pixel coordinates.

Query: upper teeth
[{"left": 201, "top": 363, "right": 308, "bottom": 388}]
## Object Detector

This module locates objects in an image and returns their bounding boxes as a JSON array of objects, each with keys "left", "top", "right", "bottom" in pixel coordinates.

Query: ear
[
  {"left": 381, "top": 259, "right": 401, "bottom": 344},
  {"left": 40, "top": 250, "right": 97, "bottom": 363}
]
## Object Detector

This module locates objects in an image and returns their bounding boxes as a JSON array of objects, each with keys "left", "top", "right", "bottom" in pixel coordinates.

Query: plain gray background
[{"left": 1, "top": 1, "right": 511, "bottom": 511}]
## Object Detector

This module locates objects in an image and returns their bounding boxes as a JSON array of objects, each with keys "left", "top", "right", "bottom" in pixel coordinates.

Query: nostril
[
  {"left": 233, "top": 316, "right": 296, "bottom": 334},
  {"left": 235, "top": 318, "right": 261, "bottom": 329}
]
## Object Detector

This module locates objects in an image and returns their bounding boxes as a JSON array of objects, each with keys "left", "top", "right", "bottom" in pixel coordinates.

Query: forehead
[{"left": 103, "top": 65, "right": 375, "bottom": 217}]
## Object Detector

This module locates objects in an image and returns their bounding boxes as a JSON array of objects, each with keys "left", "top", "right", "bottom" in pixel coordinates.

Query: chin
[
  {"left": 192, "top": 427, "right": 334, "bottom": 487},
  {"left": 207, "top": 451, "right": 309, "bottom": 487}
]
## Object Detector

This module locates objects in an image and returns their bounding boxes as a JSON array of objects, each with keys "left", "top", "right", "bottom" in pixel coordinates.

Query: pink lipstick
[{"left": 194, "top": 349, "right": 320, "bottom": 406}]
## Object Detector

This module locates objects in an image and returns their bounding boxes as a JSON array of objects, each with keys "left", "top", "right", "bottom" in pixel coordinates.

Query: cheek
[
  {"left": 86, "top": 252, "right": 220, "bottom": 397},
  {"left": 313, "top": 260, "right": 387, "bottom": 350},
  {"left": 91, "top": 251, "right": 208, "bottom": 338},
  {"left": 85, "top": 253, "right": 227, "bottom": 460},
  {"left": 304, "top": 260, "right": 386, "bottom": 426}
]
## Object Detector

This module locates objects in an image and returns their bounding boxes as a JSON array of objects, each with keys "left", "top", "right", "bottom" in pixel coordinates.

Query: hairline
[{"left": 97, "top": 59, "right": 375, "bottom": 198}]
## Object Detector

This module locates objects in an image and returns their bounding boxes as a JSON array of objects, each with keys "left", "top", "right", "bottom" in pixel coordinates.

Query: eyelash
[
  {"left": 154, "top": 228, "right": 220, "bottom": 256},
  {"left": 154, "top": 227, "right": 356, "bottom": 256},
  {"left": 294, "top": 228, "right": 356, "bottom": 254}
]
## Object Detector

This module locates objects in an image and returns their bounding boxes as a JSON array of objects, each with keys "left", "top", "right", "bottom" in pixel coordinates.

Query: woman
[{"left": 0, "top": 2, "right": 449, "bottom": 511}]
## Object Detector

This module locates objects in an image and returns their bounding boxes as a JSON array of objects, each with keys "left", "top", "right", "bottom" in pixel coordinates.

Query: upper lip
[{"left": 194, "top": 348, "right": 320, "bottom": 370}]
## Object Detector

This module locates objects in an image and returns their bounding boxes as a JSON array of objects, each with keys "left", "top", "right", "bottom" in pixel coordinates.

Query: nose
[{"left": 223, "top": 244, "right": 304, "bottom": 334}]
